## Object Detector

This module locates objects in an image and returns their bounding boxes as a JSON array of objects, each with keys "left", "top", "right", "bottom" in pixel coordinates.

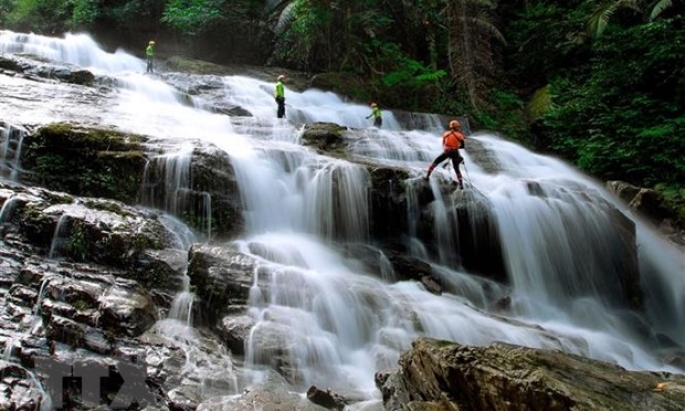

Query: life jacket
[
  {"left": 275, "top": 81, "right": 285, "bottom": 98},
  {"left": 442, "top": 130, "right": 464, "bottom": 150}
]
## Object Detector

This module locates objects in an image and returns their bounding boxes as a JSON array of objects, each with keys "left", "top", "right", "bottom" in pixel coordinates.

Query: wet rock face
[
  {"left": 218, "top": 315, "right": 254, "bottom": 355},
  {"left": 367, "top": 166, "right": 414, "bottom": 240},
  {"left": 0, "top": 361, "right": 46, "bottom": 411},
  {"left": 449, "top": 190, "right": 507, "bottom": 282},
  {"left": 196, "top": 371, "right": 328, "bottom": 411},
  {"left": 340, "top": 242, "right": 442, "bottom": 295},
  {"left": 0, "top": 54, "right": 95, "bottom": 86},
  {"left": 306, "top": 386, "right": 347, "bottom": 411},
  {"left": 413, "top": 187, "right": 508, "bottom": 283},
  {"left": 377, "top": 337, "right": 685, "bottom": 411},
  {"left": 0, "top": 55, "right": 24, "bottom": 72},
  {"left": 1, "top": 181, "right": 187, "bottom": 293},
  {"left": 16, "top": 122, "right": 245, "bottom": 239},
  {"left": 607, "top": 180, "right": 667, "bottom": 217},
  {"left": 187, "top": 244, "right": 261, "bottom": 320},
  {"left": 464, "top": 137, "right": 503, "bottom": 174},
  {"left": 185, "top": 146, "right": 243, "bottom": 239},
  {"left": 6, "top": 254, "right": 159, "bottom": 344},
  {"left": 0, "top": 182, "right": 197, "bottom": 410}
]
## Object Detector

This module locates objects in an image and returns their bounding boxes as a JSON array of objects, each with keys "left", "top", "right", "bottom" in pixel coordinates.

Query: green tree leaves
[
  {"left": 162, "top": 0, "right": 225, "bottom": 36},
  {"left": 541, "top": 15, "right": 685, "bottom": 188}
]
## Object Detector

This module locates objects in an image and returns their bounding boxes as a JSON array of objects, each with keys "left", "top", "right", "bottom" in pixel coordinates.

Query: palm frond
[
  {"left": 265, "top": 0, "right": 293, "bottom": 15},
  {"left": 586, "top": 0, "right": 641, "bottom": 39},
  {"left": 650, "top": 0, "right": 673, "bottom": 21},
  {"left": 467, "top": 15, "right": 507, "bottom": 45},
  {"left": 442, "top": 0, "right": 505, "bottom": 109},
  {"left": 273, "top": 1, "right": 296, "bottom": 34}
]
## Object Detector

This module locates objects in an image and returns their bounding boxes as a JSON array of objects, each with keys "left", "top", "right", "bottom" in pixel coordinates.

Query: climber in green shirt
[
  {"left": 146, "top": 40, "right": 155, "bottom": 73},
  {"left": 274, "top": 75, "right": 286, "bottom": 118},
  {"left": 366, "top": 102, "right": 382, "bottom": 128}
]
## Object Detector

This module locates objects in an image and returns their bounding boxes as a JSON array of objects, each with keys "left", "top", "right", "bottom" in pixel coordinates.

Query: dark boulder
[
  {"left": 300, "top": 123, "right": 348, "bottom": 155},
  {"left": 187, "top": 244, "right": 260, "bottom": 320},
  {"left": 376, "top": 337, "right": 685, "bottom": 411}
]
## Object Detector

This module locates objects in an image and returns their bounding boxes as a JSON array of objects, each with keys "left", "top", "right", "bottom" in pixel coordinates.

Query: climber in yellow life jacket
[
  {"left": 424, "top": 120, "right": 466, "bottom": 189},
  {"left": 274, "top": 74, "right": 286, "bottom": 118},
  {"left": 366, "top": 102, "right": 382, "bottom": 128},
  {"left": 146, "top": 40, "right": 155, "bottom": 73}
]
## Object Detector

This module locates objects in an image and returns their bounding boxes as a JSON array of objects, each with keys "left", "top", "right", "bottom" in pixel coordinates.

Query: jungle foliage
[{"left": 0, "top": 0, "right": 684, "bottom": 222}]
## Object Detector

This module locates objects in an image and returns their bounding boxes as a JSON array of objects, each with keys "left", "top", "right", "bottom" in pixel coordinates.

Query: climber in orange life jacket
[
  {"left": 366, "top": 102, "right": 382, "bottom": 127},
  {"left": 423, "top": 120, "right": 466, "bottom": 189}
]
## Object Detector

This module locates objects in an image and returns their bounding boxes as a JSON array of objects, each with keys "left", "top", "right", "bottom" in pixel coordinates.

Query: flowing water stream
[{"left": 1, "top": 30, "right": 684, "bottom": 408}]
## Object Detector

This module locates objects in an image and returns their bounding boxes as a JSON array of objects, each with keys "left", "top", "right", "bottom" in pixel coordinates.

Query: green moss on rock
[
  {"left": 301, "top": 122, "right": 348, "bottom": 156},
  {"left": 166, "top": 56, "right": 232, "bottom": 75},
  {"left": 20, "top": 123, "right": 149, "bottom": 204}
]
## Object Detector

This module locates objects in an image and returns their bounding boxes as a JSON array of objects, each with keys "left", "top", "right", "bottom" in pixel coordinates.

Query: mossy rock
[
  {"left": 301, "top": 122, "right": 348, "bottom": 156},
  {"left": 165, "top": 56, "right": 232, "bottom": 75},
  {"left": 20, "top": 123, "right": 149, "bottom": 204}
]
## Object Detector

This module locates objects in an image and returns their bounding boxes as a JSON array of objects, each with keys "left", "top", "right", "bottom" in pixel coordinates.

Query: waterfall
[
  {"left": 0, "top": 123, "right": 28, "bottom": 182},
  {"left": 32, "top": 275, "right": 57, "bottom": 317},
  {"left": 141, "top": 148, "right": 193, "bottom": 216},
  {"left": 0, "top": 30, "right": 144, "bottom": 73},
  {"left": 47, "top": 214, "right": 70, "bottom": 259},
  {"left": 0, "top": 195, "right": 19, "bottom": 224},
  {"left": 151, "top": 211, "right": 240, "bottom": 397},
  {"left": 141, "top": 146, "right": 214, "bottom": 239},
  {"left": 1, "top": 29, "right": 684, "bottom": 407}
]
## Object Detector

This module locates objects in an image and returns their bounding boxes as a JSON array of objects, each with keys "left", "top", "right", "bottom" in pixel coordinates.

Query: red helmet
[{"left": 449, "top": 120, "right": 461, "bottom": 129}]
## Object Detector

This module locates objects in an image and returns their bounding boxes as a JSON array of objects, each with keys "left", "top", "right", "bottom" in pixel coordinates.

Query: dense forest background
[{"left": 1, "top": 0, "right": 684, "bottom": 223}]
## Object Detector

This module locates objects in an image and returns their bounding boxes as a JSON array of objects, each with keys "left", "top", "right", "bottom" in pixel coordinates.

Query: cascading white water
[
  {"left": 0, "top": 123, "right": 27, "bottom": 181},
  {"left": 221, "top": 76, "right": 408, "bottom": 130},
  {"left": 140, "top": 145, "right": 217, "bottom": 239},
  {"left": 0, "top": 30, "right": 144, "bottom": 73},
  {"left": 148, "top": 211, "right": 240, "bottom": 399},
  {"left": 47, "top": 214, "right": 70, "bottom": 259},
  {"left": 0, "top": 195, "right": 19, "bottom": 224},
  {"left": 1, "top": 29, "right": 684, "bottom": 407}
]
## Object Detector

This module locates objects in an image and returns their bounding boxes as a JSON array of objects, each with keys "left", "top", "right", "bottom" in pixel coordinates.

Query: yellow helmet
[
  {"left": 449, "top": 120, "right": 461, "bottom": 129},
  {"left": 149, "top": 40, "right": 155, "bottom": 45}
]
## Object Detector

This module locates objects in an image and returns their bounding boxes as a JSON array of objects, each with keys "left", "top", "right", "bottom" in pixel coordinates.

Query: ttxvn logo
[{"left": 34, "top": 354, "right": 155, "bottom": 410}]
